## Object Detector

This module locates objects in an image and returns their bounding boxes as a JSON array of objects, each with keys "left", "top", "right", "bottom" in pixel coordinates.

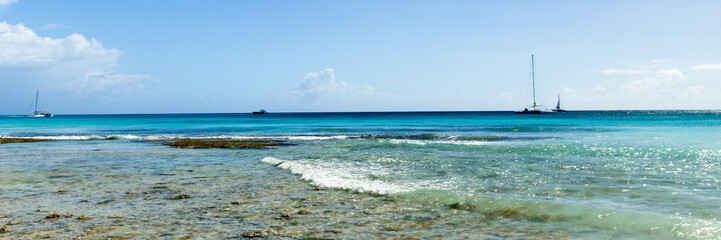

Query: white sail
[{"left": 552, "top": 93, "right": 566, "bottom": 112}]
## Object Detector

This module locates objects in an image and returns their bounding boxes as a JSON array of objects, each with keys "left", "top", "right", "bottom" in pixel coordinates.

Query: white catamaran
[
  {"left": 515, "top": 55, "right": 553, "bottom": 114},
  {"left": 27, "top": 91, "right": 53, "bottom": 117}
]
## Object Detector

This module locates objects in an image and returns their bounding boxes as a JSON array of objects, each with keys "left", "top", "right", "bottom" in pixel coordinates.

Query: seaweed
[
  {"left": 448, "top": 202, "right": 477, "bottom": 210},
  {"left": 0, "top": 138, "right": 50, "bottom": 144},
  {"left": 384, "top": 226, "right": 402, "bottom": 231},
  {"left": 159, "top": 139, "right": 290, "bottom": 149},
  {"left": 241, "top": 230, "right": 269, "bottom": 238},
  {"left": 175, "top": 194, "right": 191, "bottom": 199}
]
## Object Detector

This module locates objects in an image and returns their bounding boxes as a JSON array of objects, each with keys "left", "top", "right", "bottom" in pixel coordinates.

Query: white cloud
[
  {"left": 650, "top": 59, "right": 671, "bottom": 64},
  {"left": 558, "top": 87, "right": 578, "bottom": 99},
  {"left": 590, "top": 86, "right": 607, "bottom": 93},
  {"left": 657, "top": 68, "right": 687, "bottom": 84},
  {"left": 0, "top": 22, "right": 119, "bottom": 67},
  {"left": 578, "top": 61, "right": 720, "bottom": 110},
  {"left": 601, "top": 67, "right": 650, "bottom": 74},
  {"left": 689, "top": 63, "right": 721, "bottom": 71},
  {"left": 0, "top": 0, "right": 18, "bottom": 6},
  {"left": 72, "top": 71, "right": 154, "bottom": 96},
  {"left": 621, "top": 77, "right": 659, "bottom": 92},
  {"left": 37, "top": 23, "right": 68, "bottom": 31},
  {"left": 292, "top": 68, "right": 387, "bottom": 104},
  {"left": 494, "top": 91, "right": 516, "bottom": 102},
  {"left": 0, "top": 21, "right": 157, "bottom": 97},
  {"left": 608, "top": 65, "right": 687, "bottom": 95},
  {"left": 622, "top": 68, "right": 686, "bottom": 91},
  {"left": 679, "top": 85, "right": 706, "bottom": 99}
]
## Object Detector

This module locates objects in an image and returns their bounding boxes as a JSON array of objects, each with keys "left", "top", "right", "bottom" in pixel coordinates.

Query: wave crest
[{"left": 261, "top": 157, "right": 414, "bottom": 194}]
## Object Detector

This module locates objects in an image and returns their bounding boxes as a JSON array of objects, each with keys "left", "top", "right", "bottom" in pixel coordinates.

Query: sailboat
[
  {"left": 515, "top": 55, "right": 553, "bottom": 114},
  {"left": 552, "top": 93, "right": 566, "bottom": 112},
  {"left": 26, "top": 91, "right": 53, "bottom": 117}
]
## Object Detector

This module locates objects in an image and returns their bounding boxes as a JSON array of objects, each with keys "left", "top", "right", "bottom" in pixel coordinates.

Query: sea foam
[{"left": 262, "top": 157, "right": 414, "bottom": 194}]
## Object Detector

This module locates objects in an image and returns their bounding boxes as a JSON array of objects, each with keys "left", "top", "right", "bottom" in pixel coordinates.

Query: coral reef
[
  {"left": 0, "top": 138, "right": 50, "bottom": 144},
  {"left": 157, "top": 139, "right": 290, "bottom": 149}
]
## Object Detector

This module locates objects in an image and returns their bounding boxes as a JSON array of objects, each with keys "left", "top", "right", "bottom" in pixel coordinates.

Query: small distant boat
[
  {"left": 252, "top": 109, "right": 268, "bottom": 114},
  {"left": 515, "top": 55, "right": 553, "bottom": 114},
  {"left": 26, "top": 91, "right": 53, "bottom": 117},
  {"left": 552, "top": 93, "right": 566, "bottom": 112}
]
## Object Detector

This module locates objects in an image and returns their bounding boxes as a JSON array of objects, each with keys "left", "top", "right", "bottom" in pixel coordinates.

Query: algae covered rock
[
  {"left": 0, "top": 138, "right": 50, "bottom": 144},
  {"left": 241, "top": 230, "right": 270, "bottom": 238},
  {"left": 175, "top": 194, "right": 191, "bottom": 199},
  {"left": 448, "top": 202, "right": 477, "bottom": 210},
  {"left": 160, "top": 139, "right": 290, "bottom": 149}
]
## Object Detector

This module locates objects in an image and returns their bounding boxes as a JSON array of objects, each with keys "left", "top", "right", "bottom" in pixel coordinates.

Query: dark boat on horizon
[{"left": 252, "top": 109, "right": 268, "bottom": 114}]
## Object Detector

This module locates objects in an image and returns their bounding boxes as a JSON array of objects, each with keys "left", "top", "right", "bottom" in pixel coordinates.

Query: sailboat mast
[
  {"left": 531, "top": 55, "right": 536, "bottom": 109},
  {"left": 34, "top": 90, "right": 39, "bottom": 113}
]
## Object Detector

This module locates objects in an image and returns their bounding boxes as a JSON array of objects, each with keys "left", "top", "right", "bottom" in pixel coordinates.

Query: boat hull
[
  {"left": 27, "top": 114, "right": 52, "bottom": 117},
  {"left": 514, "top": 110, "right": 554, "bottom": 114}
]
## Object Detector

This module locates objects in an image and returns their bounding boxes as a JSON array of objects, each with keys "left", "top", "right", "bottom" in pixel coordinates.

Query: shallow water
[{"left": 1, "top": 111, "right": 720, "bottom": 239}]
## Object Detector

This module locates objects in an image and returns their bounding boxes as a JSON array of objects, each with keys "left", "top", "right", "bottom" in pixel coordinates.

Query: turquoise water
[{"left": 1, "top": 111, "right": 721, "bottom": 239}]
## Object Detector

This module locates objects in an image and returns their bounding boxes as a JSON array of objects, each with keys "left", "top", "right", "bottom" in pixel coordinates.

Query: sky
[{"left": 1, "top": 0, "right": 721, "bottom": 114}]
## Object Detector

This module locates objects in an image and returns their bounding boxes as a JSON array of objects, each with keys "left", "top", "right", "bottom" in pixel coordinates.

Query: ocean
[{"left": 1, "top": 111, "right": 720, "bottom": 239}]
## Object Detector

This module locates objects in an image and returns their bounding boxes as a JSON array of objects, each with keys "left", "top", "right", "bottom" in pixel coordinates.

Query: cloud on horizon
[
  {"left": 569, "top": 61, "right": 718, "bottom": 109},
  {"left": 291, "top": 68, "right": 389, "bottom": 105}
]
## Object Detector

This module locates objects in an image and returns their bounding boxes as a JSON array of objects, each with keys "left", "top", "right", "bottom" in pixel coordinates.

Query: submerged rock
[
  {"left": 0, "top": 138, "right": 50, "bottom": 144},
  {"left": 45, "top": 213, "right": 61, "bottom": 219},
  {"left": 448, "top": 202, "right": 477, "bottom": 210},
  {"left": 384, "top": 226, "right": 402, "bottom": 231},
  {"left": 241, "top": 230, "right": 269, "bottom": 238},
  {"left": 160, "top": 139, "right": 290, "bottom": 149},
  {"left": 0, "top": 225, "right": 8, "bottom": 233},
  {"left": 175, "top": 194, "right": 191, "bottom": 199}
]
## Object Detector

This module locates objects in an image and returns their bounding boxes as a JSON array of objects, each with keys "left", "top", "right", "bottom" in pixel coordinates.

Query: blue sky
[{"left": 1, "top": 0, "right": 720, "bottom": 114}]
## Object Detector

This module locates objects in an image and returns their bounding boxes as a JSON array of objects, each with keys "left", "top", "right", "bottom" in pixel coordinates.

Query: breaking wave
[{"left": 261, "top": 157, "right": 415, "bottom": 194}]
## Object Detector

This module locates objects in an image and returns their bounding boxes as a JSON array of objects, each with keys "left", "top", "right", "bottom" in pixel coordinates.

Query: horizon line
[{"left": 3, "top": 109, "right": 721, "bottom": 116}]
